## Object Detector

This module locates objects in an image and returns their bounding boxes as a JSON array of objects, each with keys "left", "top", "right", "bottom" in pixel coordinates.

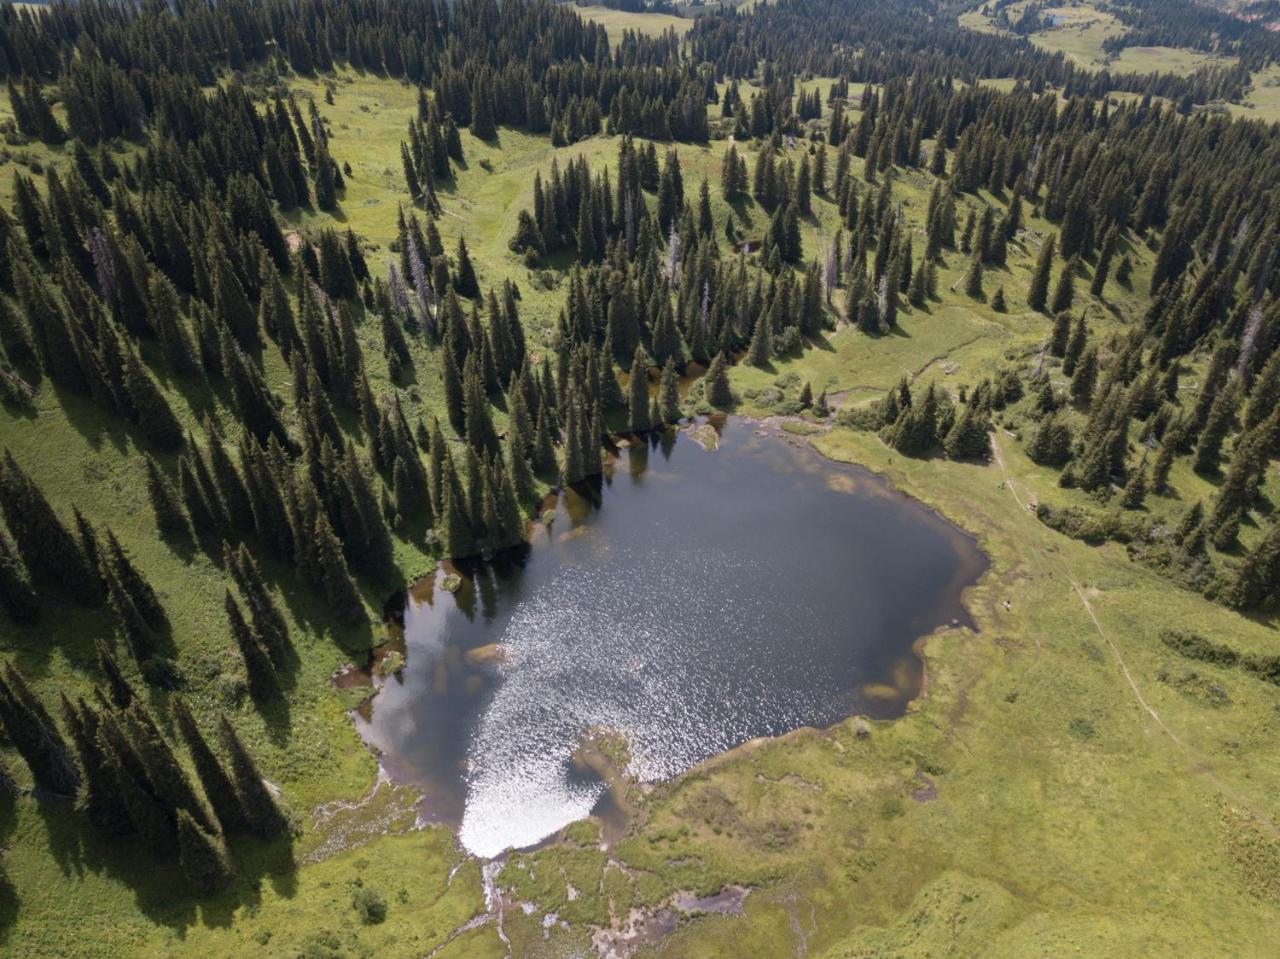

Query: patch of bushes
[
  {"left": 1126, "top": 539, "right": 1219, "bottom": 596},
  {"left": 837, "top": 403, "right": 886, "bottom": 432},
  {"left": 1161, "top": 629, "right": 1280, "bottom": 686},
  {"left": 1160, "top": 629, "right": 1238, "bottom": 667},
  {"left": 1157, "top": 668, "right": 1231, "bottom": 707},
  {"left": 772, "top": 325, "right": 802, "bottom": 357},
  {"left": 351, "top": 884, "right": 388, "bottom": 924},
  {"left": 1035, "top": 504, "right": 1145, "bottom": 545},
  {"left": 1068, "top": 717, "right": 1097, "bottom": 740}
]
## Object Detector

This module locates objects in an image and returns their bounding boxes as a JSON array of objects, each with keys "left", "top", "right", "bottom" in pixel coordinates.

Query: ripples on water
[{"left": 358, "top": 418, "right": 986, "bottom": 859}]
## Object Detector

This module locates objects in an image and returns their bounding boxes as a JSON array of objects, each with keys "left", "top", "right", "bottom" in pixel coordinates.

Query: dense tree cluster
[
  {"left": 690, "top": 0, "right": 1250, "bottom": 106},
  {"left": 0, "top": 0, "right": 714, "bottom": 148},
  {"left": 0, "top": 655, "right": 286, "bottom": 894}
]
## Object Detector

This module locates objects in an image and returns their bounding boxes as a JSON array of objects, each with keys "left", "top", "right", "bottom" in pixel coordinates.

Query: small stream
[{"left": 354, "top": 416, "right": 987, "bottom": 858}]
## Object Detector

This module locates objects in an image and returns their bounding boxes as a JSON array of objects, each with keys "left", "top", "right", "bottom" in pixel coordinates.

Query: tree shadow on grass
[
  {"left": 324, "top": 202, "right": 351, "bottom": 226},
  {"left": 805, "top": 329, "right": 838, "bottom": 352},
  {"left": 54, "top": 385, "right": 131, "bottom": 457},
  {"left": 31, "top": 791, "right": 299, "bottom": 937},
  {"left": 0, "top": 868, "right": 16, "bottom": 950},
  {"left": 0, "top": 791, "right": 17, "bottom": 947},
  {"left": 726, "top": 196, "right": 758, "bottom": 235},
  {"left": 0, "top": 393, "right": 38, "bottom": 424}
]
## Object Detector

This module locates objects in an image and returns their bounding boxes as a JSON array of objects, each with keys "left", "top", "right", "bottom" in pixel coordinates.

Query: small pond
[{"left": 355, "top": 416, "right": 987, "bottom": 858}]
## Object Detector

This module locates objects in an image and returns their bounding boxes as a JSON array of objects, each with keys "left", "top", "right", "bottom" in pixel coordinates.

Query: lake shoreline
[{"left": 339, "top": 414, "right": 991, "bottom": 860}]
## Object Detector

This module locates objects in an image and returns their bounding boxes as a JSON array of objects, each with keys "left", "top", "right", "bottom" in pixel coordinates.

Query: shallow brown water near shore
[{"left": 355, "top": 416, "right": 987, "bottom": 858}]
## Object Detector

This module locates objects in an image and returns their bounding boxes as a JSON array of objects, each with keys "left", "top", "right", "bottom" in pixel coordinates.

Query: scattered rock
[
  {"left": 375, "top": 650, "right": 405, "bottom": 677},
  {"left": 684, "top": 423, "right": 720, "bottom": 451},
  {"left": 465, "top": 643, "right": 511, "bottom": 668}
]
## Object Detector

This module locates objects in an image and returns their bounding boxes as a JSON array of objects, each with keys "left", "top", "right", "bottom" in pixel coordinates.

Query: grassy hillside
[
  {"left": 573, "top": 4, "right": 692, "bottom": 41},
  {"left": 961, "top": 1, "right": 1238, "bottom": 76}
]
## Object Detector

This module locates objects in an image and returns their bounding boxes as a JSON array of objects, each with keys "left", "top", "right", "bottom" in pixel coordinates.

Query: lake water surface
[{"left": 356, "top": 417, "right": 986, "bottom": 858}]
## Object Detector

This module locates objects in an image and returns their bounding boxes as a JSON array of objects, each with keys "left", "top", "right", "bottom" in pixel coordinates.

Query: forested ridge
[{"left": 0, "top": 0, "right": 1279, "bottom": 952}]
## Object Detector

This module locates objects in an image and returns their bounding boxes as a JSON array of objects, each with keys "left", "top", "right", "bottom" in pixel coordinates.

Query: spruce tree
[
  {"left": 507, "top": 426, "right": 536, "bottom": 507},
  {"left": 1245, "top": 350, "right": 1280, "bottom": 430},
  {"left": 1151, "top": 434, "right": 1177, "bottom": 494},
  {"left": 1227, "top": 520, "right": 1280, "bottom": 610},
  {"left": 944, "top": 403, "right": 990, "bottom": 460},
  {"left": 123, "top": 352, "right": 184, "bottom": 451},
  {"left": 220, "top": 717, "right": 287, "bottom": 839},
  {"left": 0, "top": 450, "right": 99, "bottom": 599},
  {"left": 453, "top": 237, "right": 480, "bottom": 298},
  {"left": 440, "top": 473, "right": 475, "bottom": 558},
  {"left": 658, "top": 358, "right": 681, "bottom": 424},
  {"left": 1193, "top": 381, "right": 1238, "bottom": 475},
  {"left": 1115, "top": 254, "right": 1133, "bottom": 286},
  {"left": 62, "top": 697, "right": 131, "bottom": 834},
  {"left": 96, "top": 639, "right": 136, "bottom": 709},
  {"left": 746, "top": 311, "right": 771, "bottom": 367},
  {"left": 888, "top": 383, "right": 939, "bottom": 456},
  {"left": 103, "top": 555, "right": 159, "bottom": 664},
  {"left": 1069, "top": 347, "right": 1098, "bottom": 405},
  {"left": 314, "top": 143, "right": 338, "bottom": 211},
  {"left": 0, "top": 665, "right": 81, "bottom": 796},
  {"left": 1091, "top": 226, "right": 1118, "bottom": 297},
  {"left": 442, "top": 346, "right": 465, "bottom": 436},
  {"left": 178, "top": 809, "right": 235, "bottom": 894},
  {"left": 225, "top": 591, "right": 280, "bottom": 702},
  {"left": 1062, "top": 314, "right": 1088, "bottom": 376},
  {"left": 1050, "top": 255, "right": 1077, "bottom": 314},
  {"left": 145, "top": 455, "right": 191, "bottom": 541},
  {"left": 1210, "top": 426, "right": 1269, "bottom": 535},
  {"left": 313, "top": 514, "right": 366, "bottom": 626},
  {"left": 562, "top": 394, "right": 585, "bottom": 483},
  {"left": 103, "top": 530, "right": 166, "bottom": 633},
  {"left": 1175, "top": 501, "right": 1205, "bottom": 547},
  {"left": 0, "top": 528, "right": 40, "bottom": 625},
  {"left": 1027, "top": 235, "right": 1055, "bottom": 312},
  {"left": 704, "top": 352, "right": 734, "bottom": 409},
  {"left": 123, "top": 700, "right": 216, "bottom": 834},
  {"left": 1120, "top": 466, "right": 1147, "bottom": 509},
  {"left": 628, "top": 349, "right": 651, "bottom": 432},
  {"left": 532, "top": 407, "right": 558, "bottom": 477},
  {"left": 963, "top": 248, "right": 983, "bottom": 299},
  {"left": 463, "top": 357, "right": 499, "bottom": 456},
  {"left": 1049, "top": 310, "right": 1072, "bottom": 357},
  {"left": 172, "top": 697, "right": 247, "bottom": 837},
  {"left": 225, "top": 543, "right": 288, "bottom": 666},
  {"left": 598, "top": 348, "right": 626, "bottom": 410},
  {"left": 106, "top": 742, "right": 171, "bottom": 853},
  {"left": 1028, "top": 414, "right": 1073, "bottom": 467}
]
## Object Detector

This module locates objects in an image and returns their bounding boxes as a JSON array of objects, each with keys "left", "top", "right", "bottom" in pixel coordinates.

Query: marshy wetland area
[{"left": 4, "top": 0, "right": 1280, "bottom": 955}]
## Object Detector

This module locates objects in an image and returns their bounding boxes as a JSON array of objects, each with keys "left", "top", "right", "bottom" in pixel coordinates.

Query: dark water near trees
[{"left": 355, "top": 417, "right": 987, "bottom": 858}]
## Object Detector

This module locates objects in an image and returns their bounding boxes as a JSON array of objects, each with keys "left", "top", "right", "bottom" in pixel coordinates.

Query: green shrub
[
  {"left": 1160, "top": 629, "right": 1280, "bottom": 686},
  {"left": 352, "top": 885, "right": 387, "bottom": 924},
  {"left": 1160, "top": 629, "right": 1238, "bottom": 668},
  {"left": 1035, "top": 504, "right": 1144, "bottom": 545}
]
